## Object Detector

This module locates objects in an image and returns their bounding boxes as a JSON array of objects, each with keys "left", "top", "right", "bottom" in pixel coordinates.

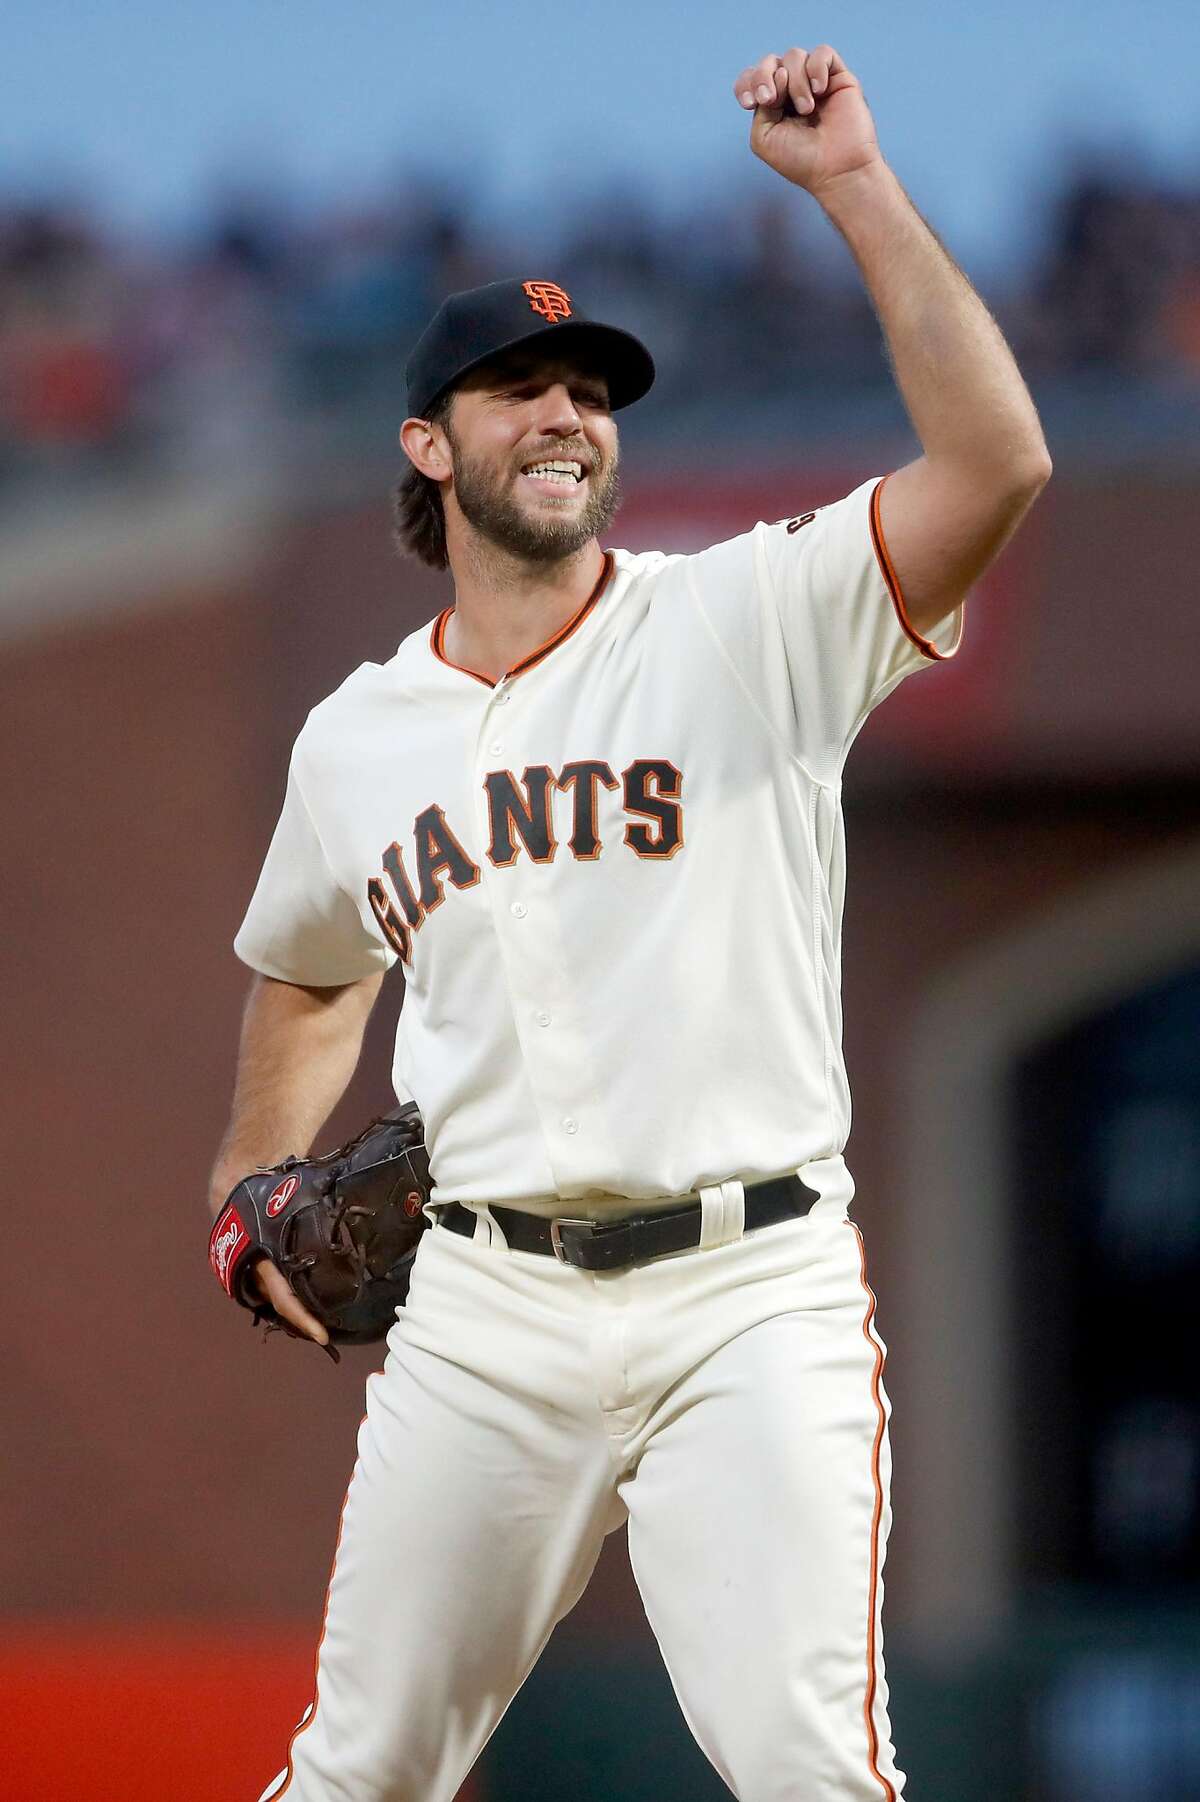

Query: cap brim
[{"left": 415, "top": 319, "right": 655, "bottom": 418}]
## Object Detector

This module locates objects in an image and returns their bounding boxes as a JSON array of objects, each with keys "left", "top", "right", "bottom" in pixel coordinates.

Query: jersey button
[
  {"left": 510, "top": 901, "right": 528, "bottom": 919},
  {"left": 489, "top": 740, "right": 503, "bottom": 755},
  {"left": 535, "top": 1009, "right": 552, "bottom": 1027},
  {"left": 562, "top": 1116, "right": 579, "bottom": 1135},
  {"left": 496, "top": 692, "right": 511, "bottom": 706}
]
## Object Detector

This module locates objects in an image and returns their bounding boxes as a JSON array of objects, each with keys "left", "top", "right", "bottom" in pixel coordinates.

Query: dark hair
[{"left": 392, "top": 389, "right": 455, "bottom": 571}]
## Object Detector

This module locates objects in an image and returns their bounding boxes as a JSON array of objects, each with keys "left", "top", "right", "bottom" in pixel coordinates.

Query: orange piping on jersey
[
  {"left": 429, "top": 551, "right": 614, "bottom": 687},
  {"left": 849, "top": 1221, "right": 899, "bottom": 1802},
  {"left": 507, "top": 552, "right": 614, "bottom": 677},
  {"left": 429, "top": 608, "right": 493, "bottom": 688},
  {"left": 868, "top": 477, "right": 960, "bottom": 664}
]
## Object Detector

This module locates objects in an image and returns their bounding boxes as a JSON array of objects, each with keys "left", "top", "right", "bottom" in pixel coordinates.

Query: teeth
[{"left": 524, "top": 460, "right": 583, "bottom": 482}]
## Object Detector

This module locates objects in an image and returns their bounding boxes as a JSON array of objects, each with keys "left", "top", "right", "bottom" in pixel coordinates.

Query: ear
[{"left": 399, "top": 415, "right": 452, "bottom": 481}]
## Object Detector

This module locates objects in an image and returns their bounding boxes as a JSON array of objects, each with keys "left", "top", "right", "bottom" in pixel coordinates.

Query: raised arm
[
  {"left": 735, "top": 44, "right": 1051, "bottom": 637},
  {"left": 209, "top": 969, "right": 383, "bottom": 1345}
]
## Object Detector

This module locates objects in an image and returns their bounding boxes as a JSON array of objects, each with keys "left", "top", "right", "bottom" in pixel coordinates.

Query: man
[{"left": 212, "top": 44, "right": 1049, "bottom": 1802}]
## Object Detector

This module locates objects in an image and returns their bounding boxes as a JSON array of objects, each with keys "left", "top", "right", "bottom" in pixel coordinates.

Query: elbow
[
  {"left": 1013, "top": 440, "right": 1053, "bottom": 505},
  {"left": 1028, "top": 442, "right": 1054, "bottom": 494},
  {"left": 966, "top": 441, "right": 1052, "bottom": 546},
  {"left": 982, "top": 441, "right": 1051, "bottom": 528}
]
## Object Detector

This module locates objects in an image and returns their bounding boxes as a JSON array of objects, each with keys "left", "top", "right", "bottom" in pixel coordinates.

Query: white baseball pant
[{"left": 258, "top": 1191, "right": 905, "bottom": 1802}]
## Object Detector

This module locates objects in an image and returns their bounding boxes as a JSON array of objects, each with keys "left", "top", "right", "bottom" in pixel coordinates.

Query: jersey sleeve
[
  {"left": 688, "top": 475, "right": 964, "bottom": 781},
  {"left": 234, "top": 754, "right": 396, "bottom": 986}
]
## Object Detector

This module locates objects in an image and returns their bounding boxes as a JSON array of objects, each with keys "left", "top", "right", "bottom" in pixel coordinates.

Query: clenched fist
[{"left": 733, "top": 46, "right": 882, "bottom": 200}]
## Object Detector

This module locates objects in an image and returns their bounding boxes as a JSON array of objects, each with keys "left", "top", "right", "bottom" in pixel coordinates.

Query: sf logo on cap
[{"left": 523, "top": 280, "right": 572, "bottom": 323}]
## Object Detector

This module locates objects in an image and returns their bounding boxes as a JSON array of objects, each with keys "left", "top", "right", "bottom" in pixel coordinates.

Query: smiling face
[{"left": 438, "top": 348, "right": 621, "bottom": 565}]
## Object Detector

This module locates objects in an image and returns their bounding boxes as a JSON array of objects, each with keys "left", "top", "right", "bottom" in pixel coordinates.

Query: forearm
[
  {"left": 818, "top": 162, "right": 1049, "bottom": 485},
  {"left": 736, "top": 43, "right": 1049, "bottom": 623},
  {"left": 208, "top": 970, "right": 383, "bottom": 1212}
]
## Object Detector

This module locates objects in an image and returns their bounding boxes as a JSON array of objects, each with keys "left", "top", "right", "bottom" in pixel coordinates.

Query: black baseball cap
[{"left": 405, "top": 277, "right": 656, "bottom": 420}]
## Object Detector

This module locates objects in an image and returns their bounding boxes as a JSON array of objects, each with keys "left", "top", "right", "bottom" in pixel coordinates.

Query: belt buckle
[
  {"left": 550, "top": 1216, "right": 635, "bottom": 1270},
  {"left": 549, "top": 1217, "right": 593, "bottom": 1264}
]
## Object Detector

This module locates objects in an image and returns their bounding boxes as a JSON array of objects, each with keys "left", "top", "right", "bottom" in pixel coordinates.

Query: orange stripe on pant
[
  {"left": 849, "top": 1219, "right": 899, "bottom": 1802},
  {"left": 265, "top": 1418, "right": 364, "bottom": 1800}
]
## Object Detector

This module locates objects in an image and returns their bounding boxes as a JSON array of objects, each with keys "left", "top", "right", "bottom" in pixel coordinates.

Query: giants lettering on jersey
[{"left": 367, "top": 757, "right": 683, "bottom": 963}]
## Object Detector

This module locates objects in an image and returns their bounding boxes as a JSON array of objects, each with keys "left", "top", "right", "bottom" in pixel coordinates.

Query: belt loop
[
  {"left": 478, "top": 1205, "right": 508, "bottom": 1251},
  {"left": 698, "top": 1179, "right": 746, "bottom": 1250}
]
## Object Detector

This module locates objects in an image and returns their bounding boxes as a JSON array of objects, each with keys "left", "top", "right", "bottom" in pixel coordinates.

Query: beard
[{"left": 447, "top": 431, "right": 622, "bottom": 565}]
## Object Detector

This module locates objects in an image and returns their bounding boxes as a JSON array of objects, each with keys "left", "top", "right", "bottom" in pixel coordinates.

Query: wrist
[
  {"left": 209, "top": 1157, "right": 248, "bottom": 1215},
  {"left": 809, "top": 156, "right": 899, "bottom": 226},
  {"left": 209, "top": 1176, "right": 236, "bottom": 1217}
]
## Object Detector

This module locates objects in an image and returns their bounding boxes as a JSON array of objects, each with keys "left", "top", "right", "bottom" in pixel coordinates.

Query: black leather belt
[{"left": 436, "top": 1174, "right": 819, "bottom": 1273}]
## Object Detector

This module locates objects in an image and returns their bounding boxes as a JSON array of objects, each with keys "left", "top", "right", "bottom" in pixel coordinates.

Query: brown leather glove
[{"left": 209, "top": 1105, "right": 431, "bottom": 1359}]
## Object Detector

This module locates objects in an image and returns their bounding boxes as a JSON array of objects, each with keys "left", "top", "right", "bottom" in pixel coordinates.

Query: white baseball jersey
[{"left": 235, "top": 475, "right": 962, "bottom": 1217}]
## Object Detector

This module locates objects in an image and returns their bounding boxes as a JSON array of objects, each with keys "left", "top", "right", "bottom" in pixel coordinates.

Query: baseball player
[{"left": 211, "top": 44, "right": 1050, "bottom": 1802}]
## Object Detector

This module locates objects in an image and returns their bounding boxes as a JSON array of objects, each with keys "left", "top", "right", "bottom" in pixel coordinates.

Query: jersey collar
[{"left": 429, "top": 551, "right": 615, "bottom": 690}]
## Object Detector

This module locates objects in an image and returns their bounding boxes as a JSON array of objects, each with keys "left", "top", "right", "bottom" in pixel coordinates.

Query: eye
[{"left": 486, "top": 381, "right": 536, "bottom": 403}]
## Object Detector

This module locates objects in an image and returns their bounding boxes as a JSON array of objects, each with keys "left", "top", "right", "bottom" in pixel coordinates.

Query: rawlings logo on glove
[
  {"left": 208, "top": 1105, "right": 432, "bottom": 1356},
  {"left": 210, "top": 1204, "right": 250, "bottom": 1293},
  {"left": 266, "top": 1174, "right": 301, "bottom": 1217}
]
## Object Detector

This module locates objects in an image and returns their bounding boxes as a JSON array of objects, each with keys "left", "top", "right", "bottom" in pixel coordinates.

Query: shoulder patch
[{"left": 785, "top": 512, "right": 816, "bottom": 535}]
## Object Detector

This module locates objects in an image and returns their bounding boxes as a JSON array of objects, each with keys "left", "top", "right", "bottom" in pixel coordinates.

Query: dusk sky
[{"left": 4, "top": 0, "right": 1197, "bottom": 276}]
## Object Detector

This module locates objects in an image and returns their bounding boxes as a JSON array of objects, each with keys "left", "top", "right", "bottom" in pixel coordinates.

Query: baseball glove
[{"left": 208, "top": 1104, "right": 432, "bottom": 1361}]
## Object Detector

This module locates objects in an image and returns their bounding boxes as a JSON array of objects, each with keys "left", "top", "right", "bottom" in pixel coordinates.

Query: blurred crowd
[{"left": 1, "top": 167, "right": 1198, "bottom": 492}]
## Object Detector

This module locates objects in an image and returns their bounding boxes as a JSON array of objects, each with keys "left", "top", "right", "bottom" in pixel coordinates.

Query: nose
[{"left": 531, "top": 382, "right": 583, "bottom": 437}]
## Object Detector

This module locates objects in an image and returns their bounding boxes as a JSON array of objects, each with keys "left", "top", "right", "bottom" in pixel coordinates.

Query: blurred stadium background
[{"left": 2, "top": 2, "right": 1198, "bottom": 1797}]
